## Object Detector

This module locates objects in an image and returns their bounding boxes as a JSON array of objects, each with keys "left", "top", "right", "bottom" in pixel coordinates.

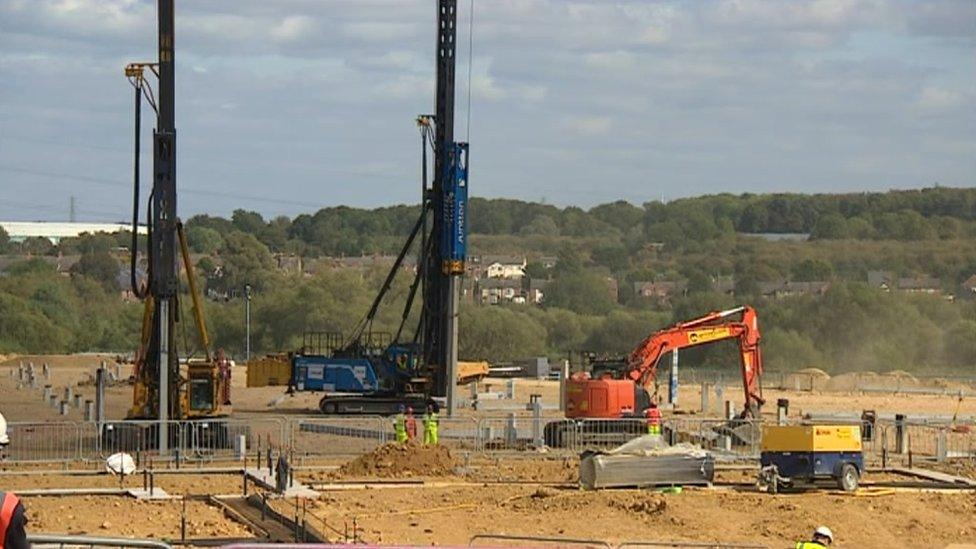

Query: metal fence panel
[
  {"left": 3, "top": 421, "right": 81, "bottom": 463},
  {"left": 289, "top": 416, "right": 388, "bottom": 458}
]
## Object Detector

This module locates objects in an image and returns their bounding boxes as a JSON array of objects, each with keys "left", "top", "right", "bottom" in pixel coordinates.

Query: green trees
[
  {"left": 186, "top": 226, "right": 224, "bottom": 254},
  {"left": 215, "top": 231, "right": 275, "bottom": 293},
  {"left": 459, "top": 307, "right": 547, "bottom": 361},
  {"left": 0, "top": 260, "right": 138, "bottom": 353},
  {"left": 0, "top": 226, "right": 10, "bottom": 253}
]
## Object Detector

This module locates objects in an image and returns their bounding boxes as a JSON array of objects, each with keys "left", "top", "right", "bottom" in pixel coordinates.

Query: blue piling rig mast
[{"left": 294, "top": 0, "right": 469, "bottom": 415}]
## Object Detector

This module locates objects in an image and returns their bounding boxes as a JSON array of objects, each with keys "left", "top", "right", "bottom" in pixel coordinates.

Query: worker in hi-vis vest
[
  {"left": 405, "top": 407, "right": 418, "bottom": 440},
  {"left": 645, "top": 401, "right": 662, "bottom": 436},
  {"left": 423, "top": 403, "right": 439, "bottom": 445},
  {"left": 394, "top": 405, "right": 408, "bottom": 444},
  {"left": 795, "top": 526, "right": 833, "bottom": 548},
  {"left": 0, "top": 490, "right": 29, "bottom": 549}
]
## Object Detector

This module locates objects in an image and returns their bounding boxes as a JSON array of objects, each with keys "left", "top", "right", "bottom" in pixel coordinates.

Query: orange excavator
[
  {"left": 545, "top": 306, "right": 764, "bottom": 447},
  {"left": 566, "top": 305, "right": 764, "bottom": 419}
]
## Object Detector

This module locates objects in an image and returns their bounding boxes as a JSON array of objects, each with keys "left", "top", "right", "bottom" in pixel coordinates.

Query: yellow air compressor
[{"left": 758, "top": 424, "right": 863, "bottom": 493}]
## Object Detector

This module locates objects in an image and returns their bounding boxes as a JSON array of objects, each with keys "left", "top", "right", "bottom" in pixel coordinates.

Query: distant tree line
[{"left": 2, "top": 187, "right": 975, "bottom": 374}]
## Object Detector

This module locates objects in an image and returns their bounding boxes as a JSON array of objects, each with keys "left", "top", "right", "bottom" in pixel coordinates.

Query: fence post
[
  {"left": 505, "top": 413, "right": 517, "bottom": 447},
  {"left": 723, "top": 401, "right": 735, "bottom": 451},
  {"left": 530, "top": 396, "right": 544, "bottom": 447},
  {"left": 95, "top": 367, "right": 106, "bottom": 426},
  {"left": 700, "top": 383, "right": 710, "bottom": 415},
  {"left": 776, "top": 399, "right": 789, "bottom": 425},
  {"left": 895, "top": 414, "right": 907, "bottom": 454},
  {"left": 936, "top": 429, "right": 947, "bottom": 463}
]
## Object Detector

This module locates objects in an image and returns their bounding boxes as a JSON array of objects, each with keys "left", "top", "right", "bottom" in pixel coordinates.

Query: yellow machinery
[
  {"left": 457, "top": 361, "right": 489, "bottom": 385},
  {"left": 758, "top": 424, "right": 863, "bottom": 493},
  {"left": 246, "top": 354, "right": 292, "bottom": 387},
  {"left": 129, "top": 222, "right": 230, "bottom": 420}
]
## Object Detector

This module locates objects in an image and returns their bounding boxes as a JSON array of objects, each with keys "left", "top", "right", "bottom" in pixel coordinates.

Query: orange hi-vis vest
[
  {"left": 0, "top": 491, "right": 20, "bottom": 543},
  {"left": 645, "top": 407, "right": 662, "bottom": 426}
]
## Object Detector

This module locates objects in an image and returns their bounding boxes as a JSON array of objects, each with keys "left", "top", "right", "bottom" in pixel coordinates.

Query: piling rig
[
  {"left": 106, "top": 0, "right": 231, "bottom": 452},
  {"left": 291, "top": 0, "right": 469, "bottom": 416}
]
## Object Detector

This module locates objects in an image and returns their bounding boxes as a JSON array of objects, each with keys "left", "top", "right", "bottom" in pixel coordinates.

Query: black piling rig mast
[
  {"left": 420, "top": 0, "right": 466, "bottom": 410},
  {"left": 127, "top": 0, "right": 179, "bottom": 441}
]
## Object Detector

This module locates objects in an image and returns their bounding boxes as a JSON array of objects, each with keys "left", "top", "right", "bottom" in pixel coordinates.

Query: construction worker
[
  {"left": 394, "top": 405, "right": 408, "bottom": 444},
  {"left": 423, "top": 403, "right": 439, "bottom": 445},
  {"left": 0, "top": 411, "right": 9, "bottom": 461},
  {"left": 0, "top": 491, "right": 29, "bottom": 549},
  {"left": 645, "top": 401, "right": 662, "bottom": 436},
  {"left": 405, "top": 406, "right": 418, "bottom": 441},
  {"left": 795, "top": 526, "right": 833, "bottom": 548}
]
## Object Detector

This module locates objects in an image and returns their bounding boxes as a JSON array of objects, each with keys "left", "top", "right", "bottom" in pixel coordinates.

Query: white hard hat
[
  {"left": 0, "top": 412, "right": 9, "bottom": 445},
  {"left": 814, "top": 526, "right": 834, "bottom": 543}
]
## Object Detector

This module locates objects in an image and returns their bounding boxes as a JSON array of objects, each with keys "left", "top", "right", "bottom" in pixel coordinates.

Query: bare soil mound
[
  {"left": 339, "top": 443, "right": 457, "bottom": 478},
  {"left": 883, "top": 370, "right": 918, "bottom": 382}
]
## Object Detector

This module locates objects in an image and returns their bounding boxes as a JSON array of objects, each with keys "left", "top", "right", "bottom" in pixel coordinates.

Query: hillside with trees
[{"left": 1, "top": 187, "right": 974, "bottom": 375}]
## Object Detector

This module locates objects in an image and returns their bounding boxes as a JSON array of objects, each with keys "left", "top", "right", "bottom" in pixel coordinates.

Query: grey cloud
[{"left": 0, "top": 0, "right": 972, "bottom": 222}]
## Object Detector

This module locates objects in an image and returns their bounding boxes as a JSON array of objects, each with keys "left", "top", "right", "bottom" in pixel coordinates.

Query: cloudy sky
[{"left": 1, "top": 0, "right": 973, "bottom": 222}]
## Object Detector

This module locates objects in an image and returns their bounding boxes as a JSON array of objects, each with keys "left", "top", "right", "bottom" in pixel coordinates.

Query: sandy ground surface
[
  {"left": 2, "top": 354, "right": 975, "bottom": 547},
  {"left": 2, "top": 452, "right": 974, "bottom": 547},
  {"left": 20, "top": 495, "right": 252, "bottom": 539},
  {"left": 279, "top": 483, "right": 976, "bottom": 548},
  {"left": 0, "top": 471, "right": 244, "bottom": 494}
]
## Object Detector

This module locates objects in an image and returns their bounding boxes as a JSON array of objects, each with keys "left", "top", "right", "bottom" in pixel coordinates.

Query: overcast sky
[{"left": 1, "top": 0, "right": 973, "bottom": 222}]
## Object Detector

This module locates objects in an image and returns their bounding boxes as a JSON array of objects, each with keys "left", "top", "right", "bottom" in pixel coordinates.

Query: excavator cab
[{"left": 183, "top": 359, "right": 226, "bottom": 418}]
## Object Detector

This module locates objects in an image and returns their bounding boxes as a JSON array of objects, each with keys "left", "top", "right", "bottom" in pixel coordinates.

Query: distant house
[
  {"left": 482, "top": 255, "right": 526, "bottom": 279},
  {"left": 633, "top": 280, "right": 687, "bottom": 303},
  {"left": 758, "top": 280, "right": 829, "bottom": 299},
  {"left": 867, "top": 270, "right": 894, "bottom": 291},
  {"left": 897, "top": 276, "right": 941, "bottom": 294},
  {"left": 527, "top": 278, "right": 549, "bottom": 304},
  {"left": 115, "top": 265, "right": 146, "bottom": 302},
  {"left": 477, "top": 278, "right": 523, "bottom": 304},
  {"left": 960, "top": 275, "right": 976, "bottom": 300},
  {"left": 866, "top": 271, "right": 941, "bottom": 295},
  {"left": 275, "top": 254, "right": 302, "bottom": 274}
]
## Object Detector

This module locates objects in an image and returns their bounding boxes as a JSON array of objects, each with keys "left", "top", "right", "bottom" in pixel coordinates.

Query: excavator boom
[{"left": 565, "top": 305, "right": 764, "bottom": 419}]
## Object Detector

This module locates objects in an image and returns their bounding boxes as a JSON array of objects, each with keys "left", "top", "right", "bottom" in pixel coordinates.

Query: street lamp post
[{"left": 244, "top": 284, "right": 252, "bottom": 362}]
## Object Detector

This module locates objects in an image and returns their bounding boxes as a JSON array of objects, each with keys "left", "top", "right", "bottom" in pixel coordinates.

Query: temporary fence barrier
[
  {"left": 5, "top": 415, "right": 968, "bottom": 467},
  {"left": 2, "top": 422, "right": 83, "bottom": 463},
  {"left": 290, "top": 416, "right": 388, "bottom": 459}
]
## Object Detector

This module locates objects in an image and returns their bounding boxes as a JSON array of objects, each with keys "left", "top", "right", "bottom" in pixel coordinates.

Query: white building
[
  {"left": 483, "top": 255, "right": 527, "bottom": 279},
  {"left": 0, "top": 221, "right": 146, "bottom": 244}
]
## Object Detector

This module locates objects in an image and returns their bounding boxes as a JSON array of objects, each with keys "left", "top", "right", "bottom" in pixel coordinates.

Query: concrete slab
[
  {"left": 245, "top": 467, "right": 319, "bottom": 498},
  {"left": 127, "top": 487, "right": 173, "bottom": 500}
]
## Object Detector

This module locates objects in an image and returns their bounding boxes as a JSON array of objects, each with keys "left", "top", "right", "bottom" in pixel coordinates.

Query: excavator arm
[{"left": 625, "top": 306, "right": 764, "bottom": 415}]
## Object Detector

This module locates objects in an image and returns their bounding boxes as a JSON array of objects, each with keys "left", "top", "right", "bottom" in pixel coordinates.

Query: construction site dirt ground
[
  {"left": 4, "top": 456, "right": 975, "bottom": 548},
  {"left": 2, "top": 355, "right": 975, "bottom": 547}
]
